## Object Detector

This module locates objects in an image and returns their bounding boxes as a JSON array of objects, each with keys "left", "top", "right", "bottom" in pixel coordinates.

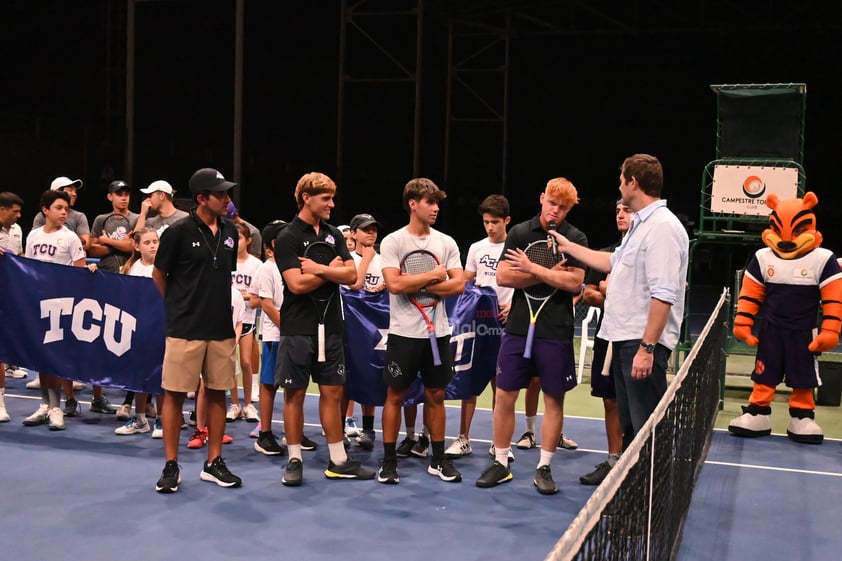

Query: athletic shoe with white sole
[
  {"left": 516, "top": 431, "right": 536, "bottom": 449},
  {"left": 200, "top": 456, "right": 242, "bottom": 488},
  {"left": 444, "top": 434, "right": 472, "bottom": 458},
  {"left": 225, "top": 403, "right": 242, "bottom": 422},
  {"left": 428, "top": 458, "right": 462, "bottom": 482},
  {"left": 324, "top": 459, "right": 375, "bottom": 480},
  {"left": 47, "top": 407, "right": 65, "bottom": 431},
  {"left": 558, "top": 433, "right": 578, "bottom": 450},
  {"left": 242, "top": 403, "right": 259, "bottom": 422},
  {"left": 22, "top": 403, "right": 50, "bottom": 426},
  {"left": 476, "top": 460, "right": 513, "bottom": 488},
  {"left": 116, "top": 403, "right": 132, "bottom": 421},
  {"left": 155, "top": 460, "right": 181, "bottom": 493},
  {"left": 115, "top": 417, "right": 151, "bottom": 435}
]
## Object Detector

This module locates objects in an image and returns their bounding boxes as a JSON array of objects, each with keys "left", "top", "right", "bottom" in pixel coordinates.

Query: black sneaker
[
  {"left": 476, "top": 460, "right": 513, "bottom": 488},
  {"left": 155, "top": 460, "right": 181, "bottom": 493},
  {"left": 90, "top": 396, "right": 118, "bottom": 414},
  {"left": 64, "top": 397, "right": 80, "bottom": 417},
  {"left": 282, "top": 458, "right": 303, "bottom": 487},
  {"left": 411, "top": 434, "right": 430, "bottom": 457},
  {"left": 254, "top": 432, "right": 287, "bottom": 456},
  {"left": 200, "top": 456, "right": 242, "bottom": 488},
  {"left": 579, "top": 461, "right": 612, "bottom": 486},
  {"left": 428, "top": 457, "right": 462, "bottom": 482},
  {"left": 396, "top": 436, "right": 417, "bottom": 458},
  {"left": 300, "top": 434, "right": 318, "bottom": 451},
  {"left": 324, "top": 458, "right": 376, "bottom": 480},
  {"left": 377, "top": 457, "right": 400, "bottom": 485},
  {"left": 356, "top": 429, "right": 376, "bottom": 451},
  {"left": 534, "top": 465, "right": 558, "bottom": 495}
]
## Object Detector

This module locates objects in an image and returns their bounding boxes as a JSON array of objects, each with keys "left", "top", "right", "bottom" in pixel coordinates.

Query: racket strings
[{"left": 523, "top": 243, "right": 561, "bottom": 298}]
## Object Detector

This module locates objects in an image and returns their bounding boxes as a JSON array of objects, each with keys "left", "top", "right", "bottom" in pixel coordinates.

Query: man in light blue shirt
[{"left": 551, "top": 154, "right": 688, "bottom": 442}]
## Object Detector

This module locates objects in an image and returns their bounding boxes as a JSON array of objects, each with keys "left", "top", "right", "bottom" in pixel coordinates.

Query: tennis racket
[
  {"left": 401, "top": 249, "right": 443, "bottom": 366},
  {"left": 522, "top": 239, "right": 563, "bottom": 359},
  {"left": 303, "top": 241, "right": 338, "bottom": 362},
  {"left": 103, "top": 213, "right": 132, "bottom": 242}
]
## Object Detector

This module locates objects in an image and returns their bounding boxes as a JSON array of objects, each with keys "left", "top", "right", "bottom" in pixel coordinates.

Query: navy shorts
[
  {"left": 240, "top": 323, "right": 255, "bottom": 337},
  {"left": 276, "top": 333, "right": 346, "bottom": 389},
  {"left": 495, "top": 333, "right": 576, "bottom": 396},
  {"left": 590, "top": 337, "right": 616, "bottom": 399},
  {"left": 383, "top": 334, "right": 453, "bottom": 391},
  {"left": 259, "top": 340, "right": 280, "bottom": 385},
  {"left": 752, "top": 322, "right": 819, "bottom": 389}
]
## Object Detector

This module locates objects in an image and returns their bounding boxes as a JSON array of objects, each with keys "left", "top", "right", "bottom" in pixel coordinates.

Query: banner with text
[
  {"left": 0, "top": 254, "right": 165, "bottom": 394},
  {"left": 342, "top": 283, "right": 502, "bottom": 406},
  {"left": 711, "top": 164, "right": 799, "bottom": 215}
]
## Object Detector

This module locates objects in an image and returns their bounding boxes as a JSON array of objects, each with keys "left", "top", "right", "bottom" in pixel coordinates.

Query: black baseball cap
[
  {"left": 108, "top": 180, "right": 130, "bottom": 193},
  {"left": 349, "top": 213, "right": 382, "bottom": 230},
  {"left": 188, "top": 168, "right": 238, "bottom": 196}
]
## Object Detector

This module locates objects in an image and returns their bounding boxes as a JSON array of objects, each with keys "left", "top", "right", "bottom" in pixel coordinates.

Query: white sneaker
[
  {"left": 116, "top": 403, "right": 132, "bottom": 421},
  {"left": 22, "top": 403, "right": 50, "bottom": 426},
  {"left": 445, "top": 434, "right": 472, "bottom": 458},
  {"left": 25, "top": 378, "right": 41, "bottom": 390},
  {"left": 242, "top": 403, "right": 259, "bottom": 422},
  {"left": 344, "top": 417, "right": 363, "bottom": 437},
  {"left": 0, "top": 400, "right": 9, "bottom": 422},
  {"left": 5, "top": 366, "right": 27, "bottom": 379},
  {"left": 226, "top": 403, "right": 243, "bottom": 422},
  {"left": 115, "top": 417, "right": 150, "bottom": 435},
  {"left": 151, "top": 418, "right": 163, "bottom": 439},
  {"left": 48, "top": 407, "right": 65, "bottom": 431}
]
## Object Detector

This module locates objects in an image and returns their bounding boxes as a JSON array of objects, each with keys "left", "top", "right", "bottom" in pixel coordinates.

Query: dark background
[{"left": 2, "top": 0, "right": 840, "bottom": 285}]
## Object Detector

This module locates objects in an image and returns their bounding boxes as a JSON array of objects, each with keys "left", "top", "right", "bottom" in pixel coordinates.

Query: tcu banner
[
  {"left": 0, "top": 254, "right": 165, "bottom": 394},
  {"left": 342, "top": 283, "right": 502, "bottom": 406}
]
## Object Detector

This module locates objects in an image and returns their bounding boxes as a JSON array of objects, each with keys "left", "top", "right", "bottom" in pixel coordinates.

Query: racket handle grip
[
  {"left": 429, "top": 332, "right": 442, "bottom": 366},
  {"left": 317, "top": 324, "right": 326, "bottom": 363},
  {"left": 523, "top": 326, "right": 536, "bottom": 359}
]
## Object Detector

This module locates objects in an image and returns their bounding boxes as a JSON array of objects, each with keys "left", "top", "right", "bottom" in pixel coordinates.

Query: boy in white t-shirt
[
  {"left": 21, "top": 190, "right": 95, "bottom": 430},
  {"left": 342, "top": 213, "right": 385, "bottom": 450},
  {"left": 444, "top": 195, "right": 514, "bottom": 459}
]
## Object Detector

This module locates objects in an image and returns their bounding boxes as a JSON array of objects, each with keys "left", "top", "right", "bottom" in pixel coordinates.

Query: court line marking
[{"left": 704, "top": 460, "right": 842, "bottom": 477}]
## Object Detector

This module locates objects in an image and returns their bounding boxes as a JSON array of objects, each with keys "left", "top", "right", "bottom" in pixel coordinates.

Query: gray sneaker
[
  {"left": 90, "top": 396, "right": 118, "bottom": 414},
  {"left": 64, "top": 397, "right": 81, "bottom": 417},
  {"left": 356, "top": 430, "right": 376, "bottom": 451},
  {"left": 282, "top": 458, "right": 303, "bottom": 487},
  {"left": 534, "top": 465, "right": 558, "bottom": 495}
]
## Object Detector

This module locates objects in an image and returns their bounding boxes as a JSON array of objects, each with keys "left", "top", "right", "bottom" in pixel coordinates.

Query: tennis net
[{"left": 545, "top": 288, "right": 729, "bottom": 561}]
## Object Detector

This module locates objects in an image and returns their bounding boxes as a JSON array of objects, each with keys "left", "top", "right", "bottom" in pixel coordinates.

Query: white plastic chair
[{"left": 577, "top": 306, "right": 601, "bottom": 384}]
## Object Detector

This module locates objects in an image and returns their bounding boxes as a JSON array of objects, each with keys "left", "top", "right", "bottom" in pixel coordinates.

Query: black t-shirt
[
  {"left": 274, "top": 215, "right": 353, "bottom": 336},
  {"left": 503, "top": 215, "right": 588, "bottom": 340},
  {"left": 154, "top": 210, "right": 238, "bottom": 340}
]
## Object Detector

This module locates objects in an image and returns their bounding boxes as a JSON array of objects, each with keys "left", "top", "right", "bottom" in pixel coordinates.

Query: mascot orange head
[{"left": 761, "top": 191, "right": 822, "bottom": 260}]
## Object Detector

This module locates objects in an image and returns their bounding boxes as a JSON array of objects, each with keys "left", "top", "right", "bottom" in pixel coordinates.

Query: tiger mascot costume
[{"left": 729, "top": 191, "right": 842, "bottom": 444}]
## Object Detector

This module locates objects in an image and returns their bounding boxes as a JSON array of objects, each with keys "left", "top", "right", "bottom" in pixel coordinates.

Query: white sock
[
  {"left": 607, "top": 453, "right": 621, "bottom": 467},
  {"left": 288, "top": 443, "right": 302, "bottom": 461},
  {"left": 328, "top": 441, "right": 348, "bottom": 465},
  {"left": 495, "top": 447, "right": 511, "bottom": 466},
  {"left": 538, "top": 448, "right": 555, "bottom": 468},
  {"left": 525, "top": 415, "right": 537, "bottom": 434}
]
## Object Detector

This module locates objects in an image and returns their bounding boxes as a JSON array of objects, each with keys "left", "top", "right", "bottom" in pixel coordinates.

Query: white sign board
[{"left": 710, "top": 165, "right": 799, "bottom": 215}]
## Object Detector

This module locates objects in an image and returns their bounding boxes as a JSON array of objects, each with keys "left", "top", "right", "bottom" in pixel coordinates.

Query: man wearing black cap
[
  {"left": 88, "top": 180, "right": 139, "bottom": 273},
  {"left": 152, "top": 167, "right": 242, "bottom": 493}
]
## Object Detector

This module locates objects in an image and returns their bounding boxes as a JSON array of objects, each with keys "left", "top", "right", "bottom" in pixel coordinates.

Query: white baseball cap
[
  {"left": 50, "top": 176, "right": 83, "bottom": 191},
  {"left": 140, "top": 180, "right": 174, "bottom": 195}
]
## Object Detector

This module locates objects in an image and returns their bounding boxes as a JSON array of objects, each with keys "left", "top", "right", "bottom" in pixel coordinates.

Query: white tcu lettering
[{"left": 40, "top": 297, "right": 138, "bottom": 357}]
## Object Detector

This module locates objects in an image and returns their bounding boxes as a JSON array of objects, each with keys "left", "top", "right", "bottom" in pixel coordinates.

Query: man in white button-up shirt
[{"left": 550, "top": 154, "right": 688, "bottom": 443}]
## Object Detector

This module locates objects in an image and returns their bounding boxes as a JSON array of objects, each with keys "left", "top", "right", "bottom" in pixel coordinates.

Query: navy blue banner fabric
[
  {"left": 341, "top": 283, "right": 502, "bottom": 406},
  {"left": 0, "top": 254, "right": 165, "bottom": 394}
]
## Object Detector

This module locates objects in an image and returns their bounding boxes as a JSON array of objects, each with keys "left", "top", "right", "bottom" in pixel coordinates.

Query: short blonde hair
[
  {"left": 294, "top": 172, "right": 337, "bottom": 209},
  {"left": 545, "top": 177, "right": 579, "bottom": 206}
]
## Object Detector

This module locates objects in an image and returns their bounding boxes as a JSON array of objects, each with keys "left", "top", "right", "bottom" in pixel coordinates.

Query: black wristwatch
[{"left": 640, "top": 341, "right": 655, "bottom": 353}]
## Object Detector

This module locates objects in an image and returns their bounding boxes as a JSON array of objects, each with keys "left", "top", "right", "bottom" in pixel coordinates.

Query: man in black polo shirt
[
  {"left": 152, "top": 167, "right": 242, "bottom": 493},
  {"left": 273, "top": 171, "right": 375, "bottom": 486},
  {"left": 475, "top": 177, "right": 587, "bottom": 495}
]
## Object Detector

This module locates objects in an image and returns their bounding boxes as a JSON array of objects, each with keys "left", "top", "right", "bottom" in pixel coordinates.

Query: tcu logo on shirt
[
  {"left": 40, "top": 297, "right": 138, "bottom": 357},
  {"left": 365, "top": 273, "right": 381, "bottom": 286},
  {"left": 232, "top": 273, "right": 252, "bottom": 287},
  {"left": 30, "top": 243, "right": 58, "bottom": 257},
  {"left": 478, "top": 254, "right": 499, "bottom": 270}
]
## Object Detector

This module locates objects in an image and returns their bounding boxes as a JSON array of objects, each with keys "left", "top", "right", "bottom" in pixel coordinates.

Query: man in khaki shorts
[{"left": 152, "top": 168, "right": 242, "bottom": 493}]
